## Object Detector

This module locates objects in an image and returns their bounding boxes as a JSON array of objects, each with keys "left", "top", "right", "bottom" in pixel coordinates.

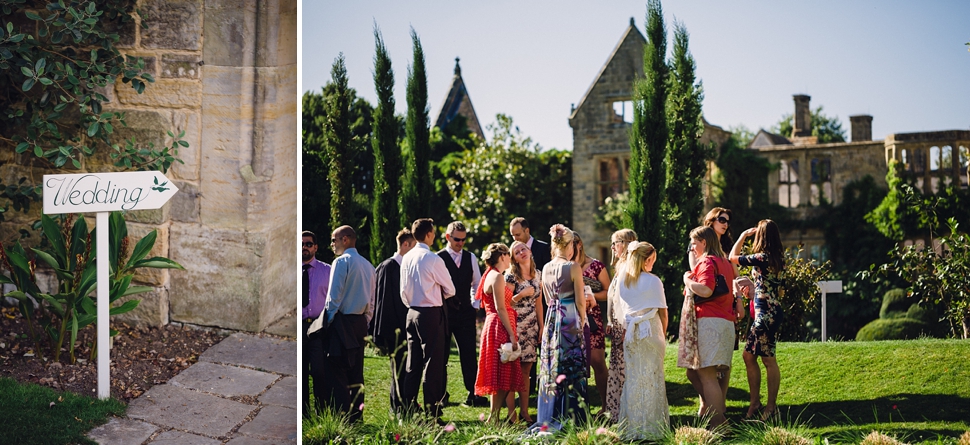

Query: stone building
[
  {"left": 569, "top": 18, "right": 730, "bottom": 260},
  {"left": 0, "top": 1, "right": 297, "bottom": 332},
  {"left": 434, "top": 58, "right": 485, "bottom": 140}
]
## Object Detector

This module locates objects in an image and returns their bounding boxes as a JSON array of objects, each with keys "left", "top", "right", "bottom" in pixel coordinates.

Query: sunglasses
[
  {"left": 716, "top": 216, "right": 730, "bottom": 225},
  {"left": 451, "top": 236, "right": 466, "bottom": 242},
  {"left": 302, "top": 242, "right": 315, "bottom": 248}
]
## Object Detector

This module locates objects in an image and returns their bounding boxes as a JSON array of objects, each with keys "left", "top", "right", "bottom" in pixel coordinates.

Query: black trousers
[
  {"left": 308, "top": 314, "right": 366, "bottom": 423},
  {"left": 388, "top": 340, "right": 408, "bottom": 413},
  {"left": 403, "top": 306, "right": 446, "bottom": 418},
  {"left": 445, "top": 304, "right": 479, "bottom": 395},
  {"left": 302, "top": 319, "right": 319, "bottom": 416}
]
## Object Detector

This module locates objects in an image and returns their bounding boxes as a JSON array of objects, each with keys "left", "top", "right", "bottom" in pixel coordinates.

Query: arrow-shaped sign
[{"left": 43, "top": 171, "right": 179, "bottom": 214}]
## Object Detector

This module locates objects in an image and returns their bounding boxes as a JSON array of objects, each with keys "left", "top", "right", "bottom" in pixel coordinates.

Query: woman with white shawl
[{"left": 616, "top": 241, "right": 669, "bottom": 440}]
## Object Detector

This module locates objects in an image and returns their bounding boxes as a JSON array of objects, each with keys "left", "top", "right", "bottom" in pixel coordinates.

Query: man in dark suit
[
  {"left": 368, "top": 228, "right": 416, "bottom": 414},
  {"left": 437, "top": 221, "right": 487, "bottom": 407},
  {"left": 510, "top": 217, "right": 551, "bottom": 271}
]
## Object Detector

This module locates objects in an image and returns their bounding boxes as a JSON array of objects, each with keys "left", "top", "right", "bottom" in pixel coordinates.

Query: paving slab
[
  {"left": 226, "top": 435, "right": 297, "bottom": 445},
  {"left": 258, "top": 376, "right": 296, "bottom": 409},
  {"left": 151, "top": 430, "right": 222, "bottom": 445},
  {"left": 87, "top": 417, "right": 157, "bottom": 445},
  {"left": 236, "top": 406, "right": 298, "bottom": 441},
  {"left": 169, "top": 361, "right": 278, "bottom": 397},
  {"left": 264, "top": 314, "right": 297, "bottom": 338},
  {"left": 128, "top": 384, "right": 256, "bottom": 437},
  {"left": 199, "top": 333, "right": 297, "bottom": 376}
]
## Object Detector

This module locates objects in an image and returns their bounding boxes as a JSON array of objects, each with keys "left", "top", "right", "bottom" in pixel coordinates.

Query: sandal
[
  {"left": 745, "top": 403, "right": 763, "bottom": 420},
  {"left": 761, "top": 405, "right": 777, "bottom": 421}
]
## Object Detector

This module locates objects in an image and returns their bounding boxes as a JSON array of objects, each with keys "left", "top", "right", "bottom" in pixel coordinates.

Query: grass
[
  {"left": 0, "top": 377, "right": 125, "bottom": 444},
  {"left": 305, "top": 338, "right": 970, "bottom": 443}
]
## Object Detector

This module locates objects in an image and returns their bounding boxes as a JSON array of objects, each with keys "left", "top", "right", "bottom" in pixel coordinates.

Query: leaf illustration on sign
[{"left": 151, "top": 176, "right": 169, "bottom": 193}]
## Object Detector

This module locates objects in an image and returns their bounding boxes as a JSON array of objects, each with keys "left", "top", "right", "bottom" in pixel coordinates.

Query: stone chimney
[
  {"left": 850, "top": 115, "right": 873, "bottom": 142},
  {"left": 791, "top": 94, "right": 812, "bottom": 137}
]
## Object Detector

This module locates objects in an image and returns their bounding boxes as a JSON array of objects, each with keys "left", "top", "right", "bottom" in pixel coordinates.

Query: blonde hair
[
  {"left": 481, "top": 243, "right": 510, "bottom": 267},
  {"left": 571, "top": 231, "right": 587, "bottom": 265},
  {"left": 509, "top": 240, "right": 536, "bottom": 281},
  {"left": 689, "top": 226, "right": 725, "bottom": 258},
  {"left": 610, "top": 229, "right": 638, "bottom": 266},
  {"left": 623, "top": 241, "right": 657, "bottom": 288},
  {"left": 548, "top": 224, "right": 573, "bottom": 254}
]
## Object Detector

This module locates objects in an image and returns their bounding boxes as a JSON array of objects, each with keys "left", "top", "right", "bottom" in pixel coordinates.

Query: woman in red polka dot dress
[{"left": 474, "top": 243, "right": 523, "bottom": 424}]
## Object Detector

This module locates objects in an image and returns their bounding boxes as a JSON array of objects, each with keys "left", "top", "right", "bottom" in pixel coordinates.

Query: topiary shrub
[
  {"left": 855, "top": 318, "right": 932, "bottom": 341},
  {"left": 879, "top": 288, "right": 911, "bottom": 319}
]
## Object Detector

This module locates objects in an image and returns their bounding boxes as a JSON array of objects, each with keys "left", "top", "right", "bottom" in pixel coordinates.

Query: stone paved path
[{"left": 88, "top": 316, "right": 297, "bottom": 445}]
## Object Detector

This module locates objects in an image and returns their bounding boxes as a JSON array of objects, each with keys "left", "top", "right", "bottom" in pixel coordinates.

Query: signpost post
[
  {"left": 817, "top": 280, "right": 843, "bottom": 342},
  {"left": 43, "top": 171, "right": 178, "bottom": 399}
]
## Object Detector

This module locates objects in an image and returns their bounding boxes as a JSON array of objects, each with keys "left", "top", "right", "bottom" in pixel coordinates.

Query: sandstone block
[
  {"left": 122, "top": 222, "right": 172, "bottom": 286},
  {"left": 86, "top": 109, "right": 171, "bottom": 170},
  {"left": 114, "top": 286, "right": 169, "bottom": 327},
  {"left": 116, "top": 78, "right": 202, "bottom": 109},
  {"left": 161, "top": 54, "right": 203, "bottom": 79},
  {"left": 141, "top": 0, "right": 204, "bottom": 50},
  {"left": 172, "top": 110, "right": 202, "bottom": 182},
  {"left": 171, "top": 181, "right": 201, "bottom": 223},
  {"left": 203, "top": 0, "right": 257, "bottom": 67}
]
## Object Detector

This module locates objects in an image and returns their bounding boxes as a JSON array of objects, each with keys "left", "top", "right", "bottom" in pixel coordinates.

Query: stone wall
[{"left": 0, "top": 0, "right": 297, "bottom": 332}]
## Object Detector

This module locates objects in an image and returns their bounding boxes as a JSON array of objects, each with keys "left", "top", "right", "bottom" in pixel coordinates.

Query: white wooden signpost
[
  {"left": 43, "top": 172, "right": 178, "bottom": 399},
  {"left": 817, "top": 280, "right": 843, "bottom": 342}
]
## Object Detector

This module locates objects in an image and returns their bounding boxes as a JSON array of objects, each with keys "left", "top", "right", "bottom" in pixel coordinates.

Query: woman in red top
[
  {"left": 474, "top": 243, "right": 522, "bottom": 424},
  {"left": 680, "top": 226, "right": 743, "bottom": 427}
]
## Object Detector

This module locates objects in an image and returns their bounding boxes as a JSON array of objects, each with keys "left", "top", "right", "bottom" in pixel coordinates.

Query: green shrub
[
  {"left": 856, "top": 318, "right": 932, "bottom": 341},
  {"left": 879, "top": 288, "right": 911, "bottom": 319},
  {"left": 905, "top": 303, "right": 937, "bottom": 324}
]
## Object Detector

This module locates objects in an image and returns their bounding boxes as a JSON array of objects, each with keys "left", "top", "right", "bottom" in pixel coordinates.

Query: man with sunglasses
[
  {"left": 301, "top": 230, "right": 330, "bottom": 416},
  {"left": 436, "top": 221, "right": 487, "bottom": 407},
  {"left": 307, "top": 225, "right": 376, "bottom": 423}
]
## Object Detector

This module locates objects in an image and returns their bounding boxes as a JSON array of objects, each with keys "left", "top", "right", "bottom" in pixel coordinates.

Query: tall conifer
[
  {"left": 370, "top": 26, "right": 400, "bottom": 261},
  {"left": 625, "top": 0, "right": 668, "bottom": 240},
  {"left": 323, "top": 54, "right": 352, "bottom": 231},
  {"left": 400, "top": 28, "right": 432, "bottom": 227}
]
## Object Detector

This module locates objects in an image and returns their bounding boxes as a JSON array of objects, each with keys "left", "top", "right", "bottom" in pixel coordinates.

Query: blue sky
[{"left": 302, "top": 1, "right": 970, "bottom": 151}]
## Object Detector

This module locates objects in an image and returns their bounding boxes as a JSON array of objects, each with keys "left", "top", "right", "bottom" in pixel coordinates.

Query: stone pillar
[
  {"left": 792, "top": 95, "right": 812, "bottom": 138},
  {"left": 168, "top": 0, "right": 297, "bottom": 331},
  {"left": 850, "top": 115, "right": 873, "bottom": 142}
]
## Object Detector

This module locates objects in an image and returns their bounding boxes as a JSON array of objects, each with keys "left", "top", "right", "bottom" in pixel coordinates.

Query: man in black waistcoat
[
  {"left": 368, "top": 228, "right": 416, "bottom": 414},
  {"left": 437, "top": 221, "right": 487, "bottom": 407}
]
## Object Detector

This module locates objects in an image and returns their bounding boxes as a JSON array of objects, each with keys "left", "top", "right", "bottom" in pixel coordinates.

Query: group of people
[{"left": 302, "top": 209, "right": 788, "bottom": 439}]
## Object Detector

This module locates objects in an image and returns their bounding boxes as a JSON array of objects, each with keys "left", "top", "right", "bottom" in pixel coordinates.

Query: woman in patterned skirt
[
  {"left": 571, "top": 232, "right": 611, "bottom": 410},
  {"left": 504, "top": 240, "right": 543, "bottom": 423},
  {"left": 729, "top": 219, "right": 786, "bottom": 420},
  {"left": 604, "top": 228, "right": 637, "bottom": 421},
  {"left": 474, "top": 243, "right": 522, "bottom": 424}
]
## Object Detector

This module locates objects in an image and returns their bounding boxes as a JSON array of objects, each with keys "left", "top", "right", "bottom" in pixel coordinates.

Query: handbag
[{"left": 693, "top": 257, "right": 730, "bottom": 303}]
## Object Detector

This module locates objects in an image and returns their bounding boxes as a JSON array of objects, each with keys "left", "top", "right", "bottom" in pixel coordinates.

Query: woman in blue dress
[{"left": 532, "top": 224, "right": 589, "bottom": 431}]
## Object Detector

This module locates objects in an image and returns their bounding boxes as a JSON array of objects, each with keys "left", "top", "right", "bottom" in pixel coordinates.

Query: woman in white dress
[{"left": 616, "top": 241, "right": 669, "bottom": 440}]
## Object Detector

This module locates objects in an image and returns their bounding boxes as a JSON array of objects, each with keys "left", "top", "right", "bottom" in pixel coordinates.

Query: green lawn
[
  {"left": 310, "top": 338, "right": 970, "bottom": 443},
  {"left": 0, "top": 377, "right": 125, "bottom": 444}
]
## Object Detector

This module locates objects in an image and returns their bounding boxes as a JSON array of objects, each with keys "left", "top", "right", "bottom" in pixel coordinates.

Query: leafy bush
[
  {"left": 778, "top": 248, "right": 832, "bottom": 341},
  {"left": 879, "top": 288, "right": 911, "bottom": 319},
  {"left": 0, "top": 212, "right": 183, "bottom": 363},
  {"left": 855, "top": 318, "right": 932, "bottom": 341}
]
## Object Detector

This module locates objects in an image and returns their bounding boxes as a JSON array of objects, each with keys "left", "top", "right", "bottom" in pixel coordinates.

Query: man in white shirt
[
  {"left": 436, "top": 221, "right": 486, "bottom": 407},
  {"left": 400, "top": 218, "right": 455, "bottom": 422}
]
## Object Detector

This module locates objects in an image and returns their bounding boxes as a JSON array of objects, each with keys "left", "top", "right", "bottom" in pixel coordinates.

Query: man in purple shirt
[{"left": 302, "top": 230, "right": 330, "bottom": 416}]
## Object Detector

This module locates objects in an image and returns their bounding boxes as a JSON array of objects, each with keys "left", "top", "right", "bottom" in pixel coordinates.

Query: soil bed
[{"left": 0, "top": 306, "right": 227, "bottom": 402}]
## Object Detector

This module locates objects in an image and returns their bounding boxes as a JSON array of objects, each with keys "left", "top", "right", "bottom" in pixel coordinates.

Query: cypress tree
[
  {"left": 323, "top": 54, "right": 353, "bottom": 232},
  {"left": 400, "top": 28, "right": 432, "bottom": 227},
  {"left": 625, "top": 0, "right": 668, "bottom": 241},
  {"left": 662, "top": 22, "right": 707, "bottom": 258},
  {"left": 370, "top": 26, "right": 400, "bottom": 261}
]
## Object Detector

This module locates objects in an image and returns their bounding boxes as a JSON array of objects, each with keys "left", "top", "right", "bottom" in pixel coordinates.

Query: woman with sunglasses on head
[
  {"left": 689, "top": 207, "right": 735, "bottom": 269},
  {"left": 604, "top": 228, "right": 637, "bottom": 421},
  {"left": 504, "top": 240, "right": 543, "bottom": 423},
  {"left": 571, "top": 232, "right": 611, "bottom": 412},
  {"left": 729, "top": 219, "right": 786, "bottom": 420}
]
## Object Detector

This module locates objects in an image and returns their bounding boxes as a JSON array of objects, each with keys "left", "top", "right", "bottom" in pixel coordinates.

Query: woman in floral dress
[
  {"left": 605, "top": 228, "right": 637, "bottom": 421},
  {"left": 505, "top": 240, "right": 543, "bottom": 423},
  {"left": 571, "top": 232, "right": 611, "bottom": 409},
  {"left": 729, "top": 219, "right": 786, "bottom": 420},
  {"left": 474, "top": 243, "right": 522, "bottom": 424},
  {"left": 532, "top": 224, "right": 588, "bottom": 431}
]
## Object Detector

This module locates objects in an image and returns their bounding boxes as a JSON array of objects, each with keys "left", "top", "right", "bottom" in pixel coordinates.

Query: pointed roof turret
[{"left": 434, "top": 57, "right": 484, "bottom": 140}]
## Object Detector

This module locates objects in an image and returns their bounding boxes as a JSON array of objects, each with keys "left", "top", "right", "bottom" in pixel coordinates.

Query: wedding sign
[{"left": 43, "top": 171, "right": 179, "bottom": 214}]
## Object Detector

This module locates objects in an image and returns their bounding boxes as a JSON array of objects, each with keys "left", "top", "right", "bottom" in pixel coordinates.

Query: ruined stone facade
[
  {"left": 0, "top": 0, "right": 297, "bottom": 332},
  {"left": 569, "top": 19, "right": 730, "bottom": 260}
]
